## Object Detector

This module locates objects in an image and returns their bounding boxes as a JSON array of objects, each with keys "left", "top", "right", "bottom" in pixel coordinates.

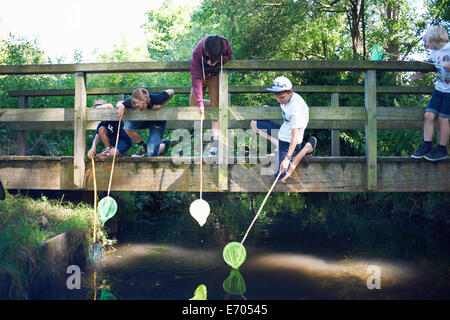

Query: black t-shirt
[
  {"left": 122, "top": 91, "right": 169, "bottom": 110},
  {"left": 96, "top": 121, "right": 130, "bottom": 144}
]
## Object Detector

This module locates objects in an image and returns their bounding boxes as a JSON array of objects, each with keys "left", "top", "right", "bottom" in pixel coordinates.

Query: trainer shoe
[
  {"left": 131, "top": 143, "right": 147, "bottom": 157},
  {"left": 160, "top": 139, "right": 171, "bottom": 156},
  {"left": 411, "top": 142, "right": 432, "bottom": 159},
  {"left": 97, "top": 147, "right": 111, "bottom": 158},
  {"left": 306, "top": 136, "right": 317, "bottom": 157},
  {"left": 424, "top": 146, "right": 448, "bottom": 162}
]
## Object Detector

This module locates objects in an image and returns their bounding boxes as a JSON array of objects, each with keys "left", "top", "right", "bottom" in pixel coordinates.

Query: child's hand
[
  {"left": 198, "top": 105, "right": 204, "bottom": 117},
  {"left": 87, "top": 148, "right": 96, "bottom": 159},
  {"left": 152, "top": 104, "right": 162, "bottom": 110}
]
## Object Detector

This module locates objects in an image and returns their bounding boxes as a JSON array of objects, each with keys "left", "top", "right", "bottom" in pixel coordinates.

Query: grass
[{"left": 0, "top": 190, "right": 106, "bottom": 299}]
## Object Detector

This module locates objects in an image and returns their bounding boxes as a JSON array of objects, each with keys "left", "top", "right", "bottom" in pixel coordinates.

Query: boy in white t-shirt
[
  {"left": 411, "top": 25, "right": 450, "bottom": 161},
  {"left": 251, "top": 76, "right": 317, "bottom": 183}
]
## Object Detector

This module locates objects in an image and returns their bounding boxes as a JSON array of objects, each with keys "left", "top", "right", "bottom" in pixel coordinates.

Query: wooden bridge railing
[{"left": 0, "top": 60, "right": 443, "bottom": 192}]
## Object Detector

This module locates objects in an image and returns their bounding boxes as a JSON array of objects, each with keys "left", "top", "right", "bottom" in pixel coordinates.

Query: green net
[
  {"left": 223, "top": 269, "right": 246, "bottom": 296},
  {"left": 369, "top": 44, "right": 384, "bottom": 61},
  {"left": 98, "top": 196, "right": 117, "bottom": 226},
  {"left": 99, "top": 288, "right": 117, "bottom": 300},
  {"left": 189, "top": 284, "right": 207, "bottom": 300},
  {"left": 223, "top": 242, "right": 247, "bottom": 269}
]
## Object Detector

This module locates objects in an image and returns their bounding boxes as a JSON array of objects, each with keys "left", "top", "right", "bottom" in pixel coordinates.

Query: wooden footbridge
[{"left": 0, "top": 61, "right": 449, "bottom": 192}]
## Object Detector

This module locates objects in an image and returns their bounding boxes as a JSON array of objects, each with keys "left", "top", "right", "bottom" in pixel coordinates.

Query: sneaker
[
  {"left": 411, "top": 142, "right": 432, "bottom": 159},
  {"left": 208, "top": 140, "right": 219, "bottom": 157},
  {"left": 131, "top": 143, "right": 147, "bottom": 157},
  {"left": 160, "top": 139, "right": 171, "bottom": 156},
  {"left": 97, "top": 147, "right": 111, "bottom": 157},
  {"left": 424, "top": 146, "right": 448, "bottom": 161},
  {"left": 306, "top": 136, "right": 317, "bottom": 157}
]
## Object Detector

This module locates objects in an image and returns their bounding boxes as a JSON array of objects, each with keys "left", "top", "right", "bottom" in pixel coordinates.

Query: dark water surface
[{"left": 42, "top": 198, "right": 450, "bottom": 300}]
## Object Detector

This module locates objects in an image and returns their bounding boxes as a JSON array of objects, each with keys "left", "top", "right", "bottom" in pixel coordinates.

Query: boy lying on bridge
[
  {"left": 87, "top": 100, "right": 132, "bottom": 159},
  {"left": 251, "top": 76, "right": 317, "bottom": 183},
  {"left": 116, "top": 88, "right": 173, "bottom": 157}
]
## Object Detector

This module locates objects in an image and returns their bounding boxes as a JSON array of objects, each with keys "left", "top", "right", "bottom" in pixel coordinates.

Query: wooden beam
[
  {"left": 330, "top": 93, "right": 340, "bottom": 156},
  {"left": 365, "top": 70, "right": 377, "bottom": 191},
  {"left": 16, "top": 96, "right": 28, "bottom": 156},
  {"left": 8, "top": 85, "right": 435, "bottom": 97},
  {"left": 218, "top": 71, "right": 229, "bottom": 191},
  {"left": 3, "top": 106, "right": 432, "bottom": 131},
  {"left": 73, "top": 73, "right": 86, "bottom": 189},
  {"left": 0, "top": 60, "right": 435, "bottom": 75},
  {"left": 0, "top": 156, "right": 448, "bottom": 192}
]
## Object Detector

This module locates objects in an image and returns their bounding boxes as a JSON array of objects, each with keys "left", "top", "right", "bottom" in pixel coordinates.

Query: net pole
[
  {"left": 200, "top": 114, "right": 203, "bottom": 200},
  {"left": 241, "top": 170, "right": 283, "bottom": 245},
  {"left": 107, "top": 117, "right": 121, "bottom": 197},
  {"left": 91, "top": 158, "right": 97, "bottom": 243}
]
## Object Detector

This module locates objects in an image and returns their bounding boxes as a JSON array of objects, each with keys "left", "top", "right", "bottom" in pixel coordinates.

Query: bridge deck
[{"left": 0, "top": 156, "right": 448, "bottom": 192}]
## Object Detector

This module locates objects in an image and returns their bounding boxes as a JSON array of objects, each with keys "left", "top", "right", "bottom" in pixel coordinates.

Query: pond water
[{"left": 40, "top": 195, "right": 450, "bottom": 300}]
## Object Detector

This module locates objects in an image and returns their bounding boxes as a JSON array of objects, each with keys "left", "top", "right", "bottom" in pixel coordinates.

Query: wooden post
[
  {"left": 365, "top": 70, "right": 377, "bottom": 191},
  {"left": 16, "top": 96, "right": 28, "bottom": 155},
  {"left": 330, "top": 93, "right": 340, "bottom": 156},
  {"left": 74, "top": 72, "right": 87, "bottom": 189},
  {"left": 218, "top": 71, "right": 229, "bottom": 191}
]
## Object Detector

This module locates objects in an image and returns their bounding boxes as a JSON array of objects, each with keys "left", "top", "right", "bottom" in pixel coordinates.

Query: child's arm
[
  {"left": 116, "top": 101, "right": 126, "bottom": 119},
  {"left": 152, "top": 89, "right": 175, "bottom": 110},
  {"left": 87, "top": 134, "right": 100, "bottom": 159}
]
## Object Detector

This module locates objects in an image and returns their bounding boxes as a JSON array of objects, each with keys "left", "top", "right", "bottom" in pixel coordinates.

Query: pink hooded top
[{"left": 190, "top": 36, "right": 233, "bottom": 108}]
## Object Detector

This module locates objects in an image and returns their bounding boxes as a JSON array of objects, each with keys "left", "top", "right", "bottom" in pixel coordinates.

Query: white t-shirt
[
  {"left": 278, "top": 92, "right": 309, "bottom": 143},
  {"left": 429, "top": 42, "right": 450, "bottom": 93}
]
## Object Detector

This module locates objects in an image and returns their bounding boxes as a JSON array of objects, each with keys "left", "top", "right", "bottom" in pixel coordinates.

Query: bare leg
[
  {"left": 250, "top": 120, "right": 279, "bottom": 147},
  {"left": 438, "top": 116, "right": 449, "bottom": 146},
  {"left": 280, "top": 142, "right": 313, "bottom": 183},
  {"left": 98, "top": 127, "right": 112, "bottom": 147},
  {"left": 124, "top": 129, "right": 144, "bottom": 144},
  {"left": 424, "top": 111, "right": 436, "bottom": 142}
]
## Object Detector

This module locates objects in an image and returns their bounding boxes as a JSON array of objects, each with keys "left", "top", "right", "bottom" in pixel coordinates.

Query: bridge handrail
[{"left": 0, "top": 60, "right": 436, "bottom": 75}]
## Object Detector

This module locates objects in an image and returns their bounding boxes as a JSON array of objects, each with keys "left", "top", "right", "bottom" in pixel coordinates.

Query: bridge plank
[{"left": 0, "top": 157, "right": 448, "bottom": 192}]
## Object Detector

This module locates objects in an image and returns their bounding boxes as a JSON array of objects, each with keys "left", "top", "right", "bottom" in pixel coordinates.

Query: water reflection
[{"left": 223, "top": 269, "right": 247, "bottom": 300}]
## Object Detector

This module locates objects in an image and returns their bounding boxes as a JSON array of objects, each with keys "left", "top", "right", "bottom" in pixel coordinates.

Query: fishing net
[
  {"left": 223, "top": 269, "right": 246, "bottom": 296},
  {"left": 189, "top": 284, "right": 207, "bottom": 300},
  {"left": 189, "top": 199, "right": 210, "bottom": 227},
  {"left": 223, "top": 242, "right": 247, "bottom": 269},
  {"left": 99, "top": 288, "right": 117, "bottom": 300},
  {"left": 98, "top": 196, "right": 117, "bottom": 226},
  {"left": 369, "top": 44, "right": 384, "bottom": 61}
]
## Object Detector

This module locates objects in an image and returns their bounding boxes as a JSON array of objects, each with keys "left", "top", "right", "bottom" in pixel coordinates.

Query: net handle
[
  {"left": 241, "top": 169, "right": 283, "bottom": 245},
  {"left": 107, "top": 116, "right": 121, "bottom": 197},
  {"left": 91, "top": 157, "right": 97, "bottom": 243},
  {"left": 200, "top": 114, "right": 203, "bottom": 199}
]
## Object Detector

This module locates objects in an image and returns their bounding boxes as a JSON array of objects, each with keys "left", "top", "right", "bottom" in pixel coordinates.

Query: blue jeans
[
  {"left": 425, "top": 89, "right": 450, "bottom": 118},
  {"left": 255, "top": 120, "right": 302, "bottom": 179},
  {"left": 124, "top": 120, "right": 166, "bottom": 156}
]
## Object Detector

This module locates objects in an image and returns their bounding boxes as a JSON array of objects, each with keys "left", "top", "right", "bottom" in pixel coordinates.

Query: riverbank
[{"left": 0, "top": 191, "right": 106, "bottom": 299}]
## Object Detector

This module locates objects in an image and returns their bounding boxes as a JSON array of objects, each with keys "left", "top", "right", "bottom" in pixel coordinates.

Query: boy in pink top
[{"left": 190, "top": 35, "right": 232, "bottom": 156}]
